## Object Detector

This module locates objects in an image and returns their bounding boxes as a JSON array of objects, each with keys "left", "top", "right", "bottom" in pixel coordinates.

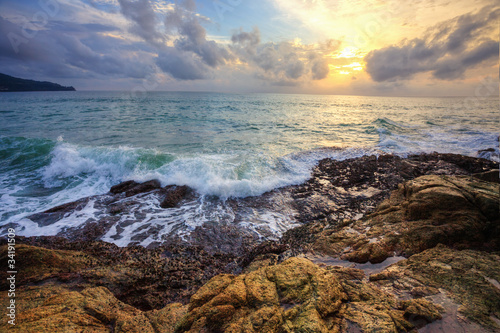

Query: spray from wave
[{"left": 0, "top": 136, "right": 379, "bottom": 226}]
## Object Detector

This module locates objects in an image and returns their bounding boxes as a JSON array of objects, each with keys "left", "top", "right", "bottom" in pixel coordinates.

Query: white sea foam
[{"left": 14, "top": 199, "right": 98, "bottom": 236}]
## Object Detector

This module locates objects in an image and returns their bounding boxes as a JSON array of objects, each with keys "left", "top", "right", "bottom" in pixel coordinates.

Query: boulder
[
  {"left": 110, "top": 179, "right": 162, "bottom": 197},
  {"left": 174, "top": 257, "right": 347, "bottom": 332},
  {"left": 0, "top": 285, "right": 185, "bottom": 333},
  {"left": 160, "top": 185, "right": 190, "bottom": 208}
]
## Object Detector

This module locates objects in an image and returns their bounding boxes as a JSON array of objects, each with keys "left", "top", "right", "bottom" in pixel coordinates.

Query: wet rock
[
  {"left": 369, "top": 245, "right": 500, "bottom": 331},
  {"left": 288, "top": 153, "right": 497, "bottom": 225},
  {"left": 183, "top": 222, "right": 258, "bottom": 256},
  {"left": 237, "top": 240, "right": 289, "bottom": 268},
  {"left": 160, "top": 185, "right": 191, "bottom": 208},
  {"left": 2, "top": 152, "right": 499, "bottom": 332},
  {"left": 126, "top": 179, "right": 162, "bottom": 197},
  {"left": 110, "top": 180, "right": 140, "bottom": 194},
  {"left": 109, "top": 179, "right": 162, "bottom": 197},
  {"left": 14, "top": 153, "right": 497, "bottom": 254},
  {"left": 28, "top": 197, "right": 91, "bottom": 227},
  {"left": 108, "top": 200, "right": 140, "bottom": 215},
  {"left": 288, "top": 175, "right": 499, "bottom": 263},
  {"left": 66, "top": 218, "right": 117, "bottom": 242},
  {"left": 478, "top": 147, "right": 500, "bottom": 162},
  {"left": 0, "top": 241, "right": 239, "bottom": 311}
]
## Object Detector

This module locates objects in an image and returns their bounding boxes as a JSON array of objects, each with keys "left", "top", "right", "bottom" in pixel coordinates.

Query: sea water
[{"left": 0, "top": 92, "right": 498, "bottom": 243}]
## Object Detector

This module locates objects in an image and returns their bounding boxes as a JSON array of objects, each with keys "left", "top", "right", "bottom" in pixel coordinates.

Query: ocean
[{"left": 0, "top": 92, "right": 498, "bottom": 244}]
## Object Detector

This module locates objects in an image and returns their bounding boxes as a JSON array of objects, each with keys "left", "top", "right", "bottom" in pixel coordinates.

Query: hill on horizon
[{"left": 0, "top": 73, "right": 75, "bottom": 92}]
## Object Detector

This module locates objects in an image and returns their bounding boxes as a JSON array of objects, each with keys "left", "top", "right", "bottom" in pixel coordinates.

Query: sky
[{"left": 0, "top": 0, "right": 498, "bottom": 96}]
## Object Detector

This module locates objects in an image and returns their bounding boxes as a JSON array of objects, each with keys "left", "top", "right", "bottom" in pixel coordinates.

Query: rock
[
  {"left": 1, "top": 247, "right": 476, "bottom": 332},
  {"left": 473, "top": 169, "right": 499, "bottom": 183},
  {"left": 174, "top": 257, "right": 347, "bottom": 332},
  {"left": 478, "top": 148, "right": 500, "bottom": 162},
  {"left": 401, "top": 298, "right": 442, "bottom": 326},
  {"left": 160, "top": 185, "right": 190, "bottom": 208},
  {"left": 1, "top": 153, "right": 499, "bottom": 332},
  {"left": 146, "top": 303, "right": 188, "bottom": 333},
  {"left": 0, "top": 241, "right": 239, "bottom": 311},
  {"left": 237, "top": 240, "right": 289, "bottom": 268},
  {"left": 125, "top": 179, "right": 162, "bottom": 197},
  {"left": 369, "top": 245, "right": 500, "bottom": 331},
  {"left": 332, "top": 264, "right": 425, "bottom": 333},
  {"left": 291, "top": 175, "right": 499, "bottom": 263},
  {"left": 65, "top": 219, "right": 117, "bottom": 242},
  {"left": 27, "top": 197, "right": 92, "bottom": 227},
  {"left": 0, "top": 244, "right": 92, "bottom": 289},
  {"left": 110, "top": 179, "right": 162, "bottom": 197},
  {"left": 11, "top": 153, "right": 496, "bottom": 254},
  {"left": 110, "top": 180, "right": 140, "bottom": 194},
  {"left": 0, "top": 284, "right": 184, "bottom": 332},
  {"left": 288, "top": 153, "right": 497, "bottom": 225},
  {"left": 183, "top": 222, "right": 258, "bottom": 256}
]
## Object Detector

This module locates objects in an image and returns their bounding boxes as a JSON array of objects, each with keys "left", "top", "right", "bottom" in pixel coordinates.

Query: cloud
[
  {"left": 231, "top": 28, "right": 337, "bottom": 85},
  {"left": 1, "top": 0, "right": 232, "bottom": 83},
  {"left": 151, "top": 1, "right": 232, "bottom": 79},
  {"left": 117, "top": 0, "right": 165, "bottom": 45},
  {"left": 433, "top": 40, "right": 499, "bottom": 80},
  {"left": 0, "top": 15, "right": 154, "bottom": 80},
  {"left": 1, "top": 0, "right": 338, "bottom": 88},
  {"left": 310, "top": 57, "right": 329, "bottom": 80},
  {"left": 57, "top": 34, "right": 153, "bottom": 78},
  {"left": 365, "top": 6, "right": 500, "bottom": 82},
  {"left": 156, "top": 47, "right": 209, "bottom": 80},
  {"left": 231, "top": 29, "right": 260, "bottom": 47}
]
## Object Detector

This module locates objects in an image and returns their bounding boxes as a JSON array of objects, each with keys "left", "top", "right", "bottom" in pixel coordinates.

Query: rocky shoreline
[{"left": 1, "top": 152, "right": 499, "bottom": 332}]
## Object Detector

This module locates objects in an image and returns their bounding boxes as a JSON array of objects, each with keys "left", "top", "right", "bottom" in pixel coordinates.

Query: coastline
[{"left": 1, "top": 152, "right": 499, "bottom": 332}]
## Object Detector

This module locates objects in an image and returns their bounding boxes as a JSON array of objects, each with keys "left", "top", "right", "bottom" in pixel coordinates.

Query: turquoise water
[{"left": 0, "top": 91, "right": 498, "bottom": 230}]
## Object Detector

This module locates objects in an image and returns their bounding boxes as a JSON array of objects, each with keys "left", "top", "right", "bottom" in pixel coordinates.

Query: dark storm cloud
[
  {"left": 365, "top": 6, "right": 499, "bottom": 82},
  {"left": 174, "top": 24, "right": 232, "bottom": 68},
  {"left": 231, "top": 28, "right": 336, "bottom": 85},
  {"left": 0, "top": 16, "right": 62, "bottom": 62}
]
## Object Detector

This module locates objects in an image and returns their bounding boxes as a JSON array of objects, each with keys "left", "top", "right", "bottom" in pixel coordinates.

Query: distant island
[{"left": 0, "top": 73, "right": 75, "bottom": 92}]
